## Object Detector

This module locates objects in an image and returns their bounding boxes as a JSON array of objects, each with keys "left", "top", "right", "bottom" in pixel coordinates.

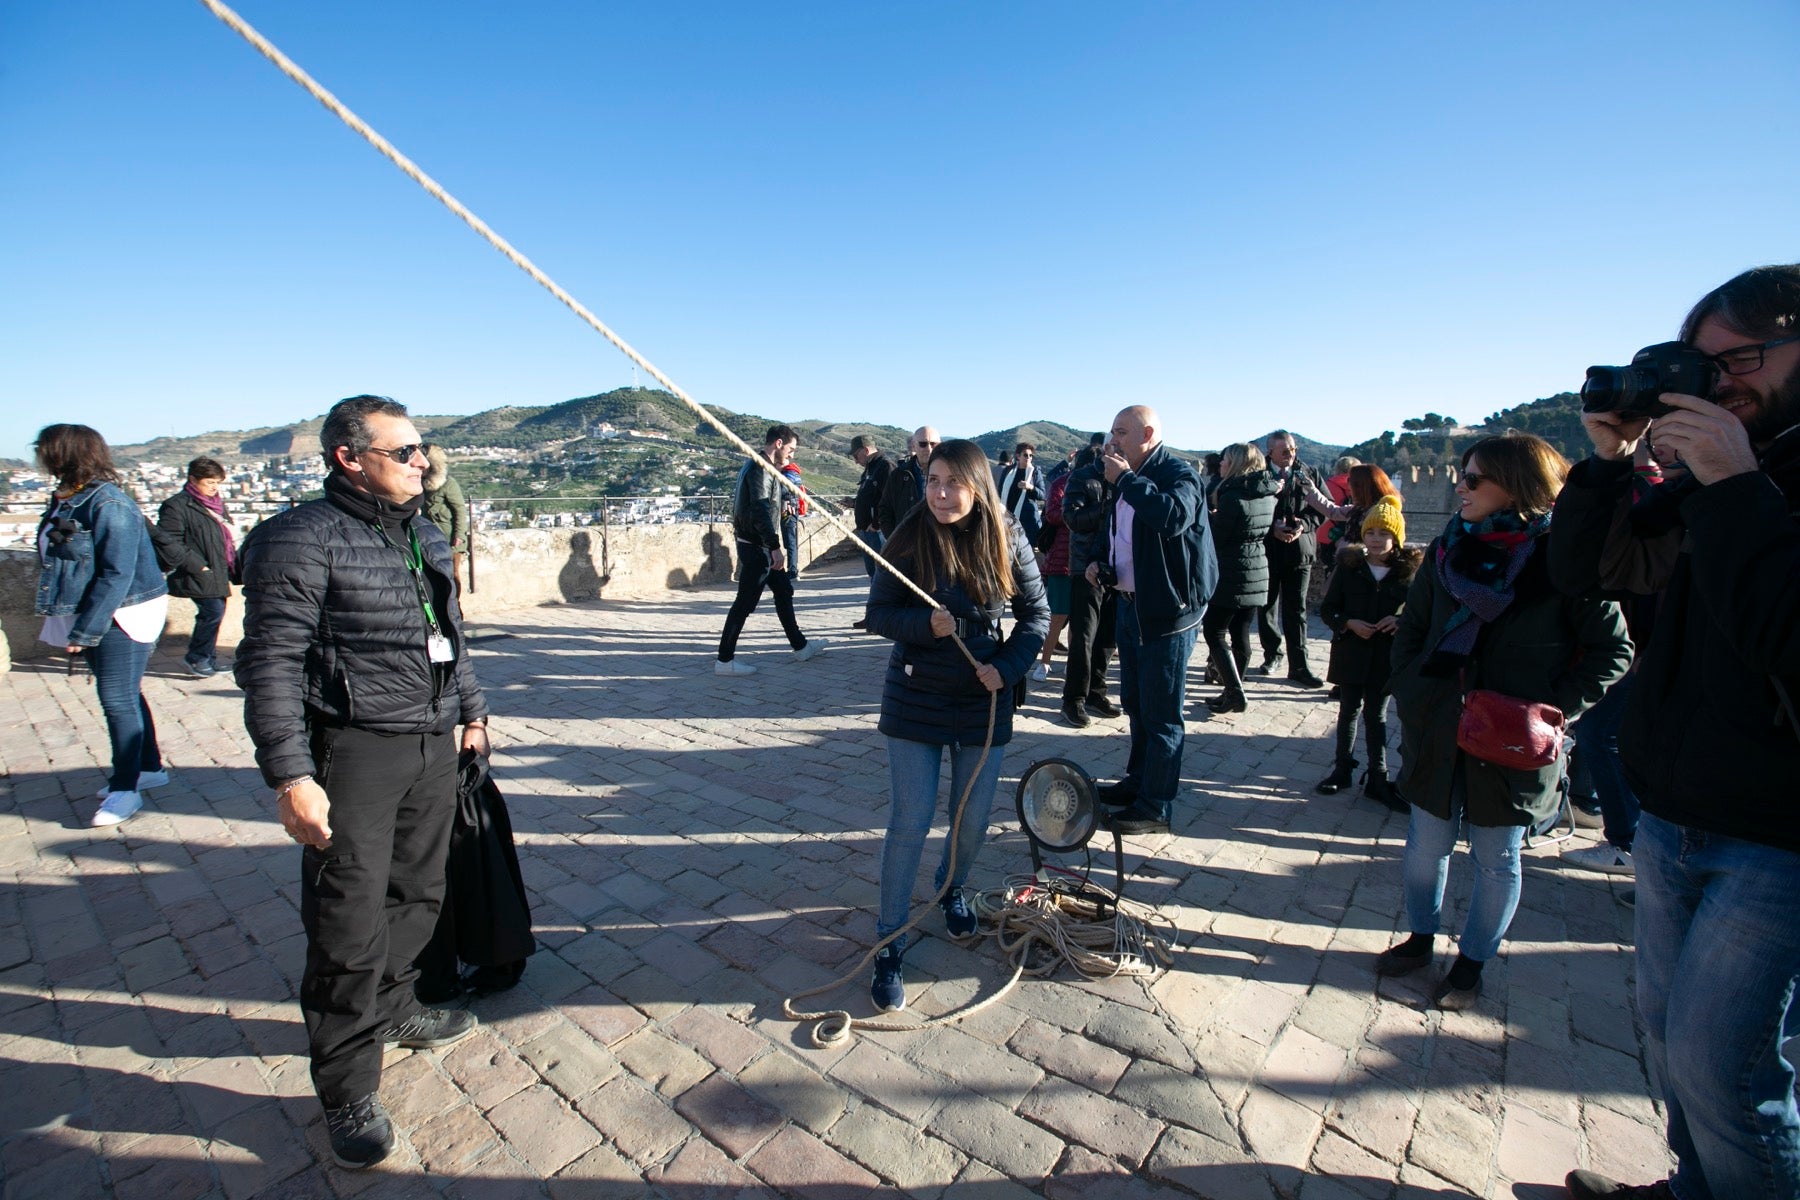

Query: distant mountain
[
  {"left": 1339, "top": 394, "right": 1588, "bottom": 472},
  {"left": 108, "top": 388, "right": 1353, "bottom": 499}
]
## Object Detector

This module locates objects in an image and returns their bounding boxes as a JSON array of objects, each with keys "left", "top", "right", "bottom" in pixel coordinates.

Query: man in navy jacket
[{"left": 1086, "top": 406, "right": 1217, "bottom": 834}]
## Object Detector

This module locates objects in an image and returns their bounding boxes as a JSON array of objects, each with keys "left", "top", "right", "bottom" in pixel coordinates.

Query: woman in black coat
[
  {"left": 1202, "top": 442, "right": 1280, "bottom": 713},
  {"left": 156, "top": 456, "right": 237, "bottom": 677},
  {"left": 1379, "top": 435, "right": 1631, "bottom": 1010},
  {"left": 864, "top": 439, "right": 1048, "bottom": 1014},
  {"left": 1315, "top": 501, "right": 1421, "bottom": 809}
]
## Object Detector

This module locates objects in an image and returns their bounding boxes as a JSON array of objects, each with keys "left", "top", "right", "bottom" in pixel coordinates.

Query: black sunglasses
[
  {"left": 1460, "top": 471, "right": 1489, "bottom": 490},
  {"left": 360, "top": 443, "right": 430, "bottom": 464}
]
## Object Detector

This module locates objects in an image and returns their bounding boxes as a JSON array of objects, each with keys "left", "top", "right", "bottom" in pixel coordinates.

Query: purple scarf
[{"left": 186, "top": 481, "right": 237, "bottom": 572}]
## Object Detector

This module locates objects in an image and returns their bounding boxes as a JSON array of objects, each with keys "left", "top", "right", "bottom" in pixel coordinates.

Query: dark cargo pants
[{"left": 301, "top": 726, "right": 456, "bottom": 1106}]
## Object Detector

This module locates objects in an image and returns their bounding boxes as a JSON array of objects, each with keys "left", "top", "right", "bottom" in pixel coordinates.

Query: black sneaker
[
  {"left": 1564, "top": 1170, "right": 1676, "bottom": 1198},
  {"left": 1363, "top": 772, "right": 1408, "bottom": 812},
  {"left": 1286, "top": 669, "right": 1325, "bottom": 688},
  {"left": 941, "top": 891, "right": 979, "bottom": 939},
  {"left": 1103, "top": 804, "right": 1170, "bottom": 835},
  {"left": 1084, "top": 696, "right": 1122, "bottom": 718},
  {"left": 1254, "top": 654, "right": 1283, "bottom": 676},
  {"left": 382, "top": 1007, "right": 478, "bottom": 1049},
  {"left": 871, "top": 946, "right": 905, "bottom": 1012},
  {"left": 1059, "top": 701, "right": 1092, "bottom": 728},
  {"left": 324, "top": 1094, "right": 396, "bottom": 1170}
]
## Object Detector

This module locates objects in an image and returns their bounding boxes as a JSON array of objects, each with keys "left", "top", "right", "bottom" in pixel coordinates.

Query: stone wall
[{"left": 0, "top": 519, "right": 858, "bottom": 668}]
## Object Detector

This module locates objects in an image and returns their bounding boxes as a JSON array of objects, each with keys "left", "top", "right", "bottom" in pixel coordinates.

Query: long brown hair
[
  {"left": 1460, "top": 434, "right": 1568, "bottom": 518},
  {"left": 884, "top": 439, "right": 1015, "bottom": 604},
  {"left": 1347, "top": 464, "right": 1398, "bottom": 509},
  {"left": 34, "top": 424, "right": 121, "bottom": 491}
]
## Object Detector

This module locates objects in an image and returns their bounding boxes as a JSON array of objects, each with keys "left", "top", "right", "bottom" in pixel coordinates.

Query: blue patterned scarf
[{"left": 1426, "top": 510, "right": 1550, "bottom": 669}]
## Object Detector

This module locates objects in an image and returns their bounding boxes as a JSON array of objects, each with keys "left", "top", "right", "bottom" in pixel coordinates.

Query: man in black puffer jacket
[
  {"left": 1087, "top": 406, "right": 1218, "bottom": 834},
  {"left": 236, "top": 395, "right": 490, "bottom": 1171}
]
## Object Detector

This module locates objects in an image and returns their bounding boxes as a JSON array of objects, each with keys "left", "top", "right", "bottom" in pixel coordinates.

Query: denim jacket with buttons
[{"left": 35, "top": 481, "right": 168, "bottom": 647}]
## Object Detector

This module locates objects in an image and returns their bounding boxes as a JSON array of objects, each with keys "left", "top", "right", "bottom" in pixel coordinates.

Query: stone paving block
[
  {"left": 666, "top": 1005, "right": 767, "bottom": 1074},
  {"left": 1582, "top": 1096, "right": 1676, "bottom": 1185},
  {"left": 738, "top": 1046, "right": 852, "bottom": 1134},
  {"left": 1144, "top": 1124, "right": 1279, "bottom": 1200},
  {"left": 1307, "top": 1129, "right": 1399, "bottom": 1199},
  {"left": 1406, "top": 1094, "right": 1499, "bottom": 1195},
  {"left": 572, "top": 1073, "right": 693, "bottom": 1166},
  {"left": 1018, "top": 1077, "right": 1163, "bottom": 1167},
  {"left": 827, "top": 1038, "right": 947, "bottom": 1125},
  {"left": 1240, "top": 1087, "right": 1325, "bottom": 1172},
  {"left": 1261, "top": 1024, "right": 1351, "bottom": 1113},
  {"left": 645, "top": 1134, "right": 768, "bottom": 1197},
  {"left": 907, "top": 1025, "right": 1043, "bottom": 1108},
  {"left": 745, "top": 1124, "right": 882, "bottom": 1199},
  {"left": 546, "top": 1142, "right": 645, "bottom": 1197},
  {"left": 928, "top": 1088, "right": 1066, "bottom": 1179},
  {"left": 1084, "top": 1002, "right": 1195, "bottom": 1071},
  {"left": 674, "top": 1069, "right": 783, "bottom": 1158},
  {"left": 441, "top": 1030, "right": 539, "bottom": 1111},
  {"left": 382, "top": 1051, "right": 465, "bottom": 1128},
  {"left": 487, "top": 1082, "right": 601, "bottom": 1176},
  {"left": 1009, "top": 1017, "right": 1132, "bottom": 1093},
  {"left": 518, "top": 1020, "right": 622, "bottom": 1101},
  {"left": 1325, "top": 1077, "right": 1419, "bottom": 1165},
  {"left": 210, "top": 1100, "right": 314, "bottom": 1200},
  {"left": 107, "top": 1133, "right": 216, "bottom": 1200},
  {"left": 563, "top": 984, "right": 650, "bottom": 1046},
  {"left": 1111, "top": 1059, "right": 1237, "bottom": 1146},
  {"left": 614, "top": 1026, "right": 713, "bottom": 1097},
  {"left": 823, "top": 1100, "right": 966, "bottom": 1192}
]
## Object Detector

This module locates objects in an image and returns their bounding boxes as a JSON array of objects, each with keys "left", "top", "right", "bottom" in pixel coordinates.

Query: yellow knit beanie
[{"left": 1360, "top": 495, "right": 1406, "bottom": 545}]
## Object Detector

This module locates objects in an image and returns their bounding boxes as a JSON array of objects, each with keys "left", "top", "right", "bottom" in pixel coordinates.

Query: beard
[{"left": 1741, "top": 363, "right": 1800, "bottom": 446}]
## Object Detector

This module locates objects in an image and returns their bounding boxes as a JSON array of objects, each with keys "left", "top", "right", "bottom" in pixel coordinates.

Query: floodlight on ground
[{"left": 1013, "top": 758, "right": 1127, "bottom": 908}]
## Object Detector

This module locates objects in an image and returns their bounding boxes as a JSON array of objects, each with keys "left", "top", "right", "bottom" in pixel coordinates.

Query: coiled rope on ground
[{"left": 197, "top": 0, "right": 1175, "bottom": 1046}]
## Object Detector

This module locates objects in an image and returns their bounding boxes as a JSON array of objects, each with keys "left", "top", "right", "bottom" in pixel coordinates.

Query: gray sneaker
[
  {"left": 383, "top": 1007, "right": 477, "bottom": 1049},
  {"left": 1562, "top": 843, "right": 1634, "bottom": 876},
  {"left": 324, "top": 1094, "right": 395, "bottom": 1169}
]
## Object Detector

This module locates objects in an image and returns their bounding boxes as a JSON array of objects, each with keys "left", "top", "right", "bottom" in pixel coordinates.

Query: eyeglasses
[
  {"left": 361, "top": 443, "right": 429, "bottom": 464},
  {"left": 1460, "top": 471, "right": 1489, "bottom": 490},
  {"left": 1708, "top": 334, "right": 1800, "bottom": 376}
]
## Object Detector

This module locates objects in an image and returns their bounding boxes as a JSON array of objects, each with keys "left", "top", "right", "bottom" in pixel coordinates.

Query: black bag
[{"left": 415, "top": 750, "right": 535, "bottom": 999}]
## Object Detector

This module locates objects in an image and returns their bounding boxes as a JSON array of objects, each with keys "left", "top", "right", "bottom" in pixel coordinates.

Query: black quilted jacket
[{"left": 234, "top": 475, "right": 488, "bottom": 786}]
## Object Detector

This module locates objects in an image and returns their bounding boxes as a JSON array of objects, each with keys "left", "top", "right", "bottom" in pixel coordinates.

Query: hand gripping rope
[{"left": 199, "top": 0, "right": 1175, "bottom": 1046}]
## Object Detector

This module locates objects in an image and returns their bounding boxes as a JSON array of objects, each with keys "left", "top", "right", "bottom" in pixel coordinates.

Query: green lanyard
[{"left": 392, "top": 526, "right": 441, "bottom": 636}]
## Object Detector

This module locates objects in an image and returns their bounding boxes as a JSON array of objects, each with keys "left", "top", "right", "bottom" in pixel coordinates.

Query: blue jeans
[
  {"left": 1634, "top": 811, "right": 1800, "bottom": 1200},
  {"left": 856, "top": 530, "right": 883, "bottom": 579},
  {"left": 1573, "top": 672, "right": 1640, "bottom": 851},
  {"left": 1115, "top": 597, "right": 1199, "bottom": 818},
  {"left": 87, "top": 623, "right": 162, "bottom": 793},
  {"left": 1402, "top": 800, "right": 1524, "bottom": 962},
  {"left": 186, "top": 596, "right": 227, "bottom": 669},
  {"left": 877, "top": 736, "right": 1005, "bottom": 946}
]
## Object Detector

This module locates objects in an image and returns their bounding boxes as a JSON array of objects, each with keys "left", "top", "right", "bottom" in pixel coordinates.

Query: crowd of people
[{"left": 29, "top": 264, "right": 1800, "bottom": 1197}]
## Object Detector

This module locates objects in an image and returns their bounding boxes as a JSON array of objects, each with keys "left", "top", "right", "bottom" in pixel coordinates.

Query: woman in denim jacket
[{"left": 34, "top": 425, "right": 170, "bottom": 827}]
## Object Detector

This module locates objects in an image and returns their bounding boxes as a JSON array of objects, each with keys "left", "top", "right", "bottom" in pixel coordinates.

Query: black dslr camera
[{"left": 1581, "top": 341, "right": 1719, "bottom": 421}]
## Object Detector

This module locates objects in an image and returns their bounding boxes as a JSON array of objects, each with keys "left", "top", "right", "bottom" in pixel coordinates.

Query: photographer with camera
[
  {"left": 1551, "top": 265, "right": 1800, "bottom": 1200},
  {"left": 1256, "top": 430, "right": 1327, "bottom": 686}
]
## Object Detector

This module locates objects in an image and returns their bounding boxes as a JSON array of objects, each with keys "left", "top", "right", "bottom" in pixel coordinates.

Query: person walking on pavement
[{"left": 715, "top": 424, "right": 827, "bottom": 675}]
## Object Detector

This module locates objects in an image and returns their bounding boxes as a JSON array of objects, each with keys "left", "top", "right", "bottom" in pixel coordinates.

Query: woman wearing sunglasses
[
  {"left": 1382, "top": 434, "right": 1631, "bottom": 1009},
  {"left": 33, "top": 424, "right": 171, "bottom": 827}
]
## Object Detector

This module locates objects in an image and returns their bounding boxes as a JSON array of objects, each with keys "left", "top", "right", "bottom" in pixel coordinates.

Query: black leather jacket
[{"left": 234, "top": 475, "right": 488, "bottom": 786}]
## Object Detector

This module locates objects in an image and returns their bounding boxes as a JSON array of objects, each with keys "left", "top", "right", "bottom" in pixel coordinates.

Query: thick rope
[
  {"left": 194, "top": 0, "right": 932, "bottom": 612},
  {"left": 197, "top": 0, "right": 1089, "bottom": 1046}
]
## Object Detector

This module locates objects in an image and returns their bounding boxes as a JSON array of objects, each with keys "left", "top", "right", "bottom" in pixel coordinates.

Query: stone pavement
[{"left": 0, "top": 563, "right": 1671, "bottom": 1199}]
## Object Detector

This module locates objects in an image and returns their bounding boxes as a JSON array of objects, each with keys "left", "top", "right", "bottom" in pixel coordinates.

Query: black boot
[
  {"left": 1363, "top": 770, "right": 1407, "bottom": 813},
  {"left": 1205, "top": 691, "right": 1247, "bottom": 714},
  {"left": 1314, "top": 759, "right": 1357, "bottom": 795}
]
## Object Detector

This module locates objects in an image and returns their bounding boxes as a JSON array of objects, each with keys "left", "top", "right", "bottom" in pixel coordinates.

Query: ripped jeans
[{"left": 1402, "top": 794, "right": 1525, "bottom": 963}]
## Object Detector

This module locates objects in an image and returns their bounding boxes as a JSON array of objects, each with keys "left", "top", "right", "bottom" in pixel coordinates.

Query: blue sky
[{"left": 3, "top": 1, "right": 1797, "bottom": 462}]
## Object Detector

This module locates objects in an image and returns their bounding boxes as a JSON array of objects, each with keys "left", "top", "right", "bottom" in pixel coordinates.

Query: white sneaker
[
  {"left": 96, "top": 769, "right": 169, "bottom": 799},
  {"left": 793, "top": 638, "right": 829, "bottom": 663},
  {"left": 92, "top": 791, "right": 144, "bottom": 827},
  {"left": 1562, "top": 843, "right": 1634, "bottom": 875},
  {"left": 1030, "top": 662, "right": 1050, "bottom": 682},
  {"left": 714, "top": 659, "right": 757, "bottom": 676}
]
